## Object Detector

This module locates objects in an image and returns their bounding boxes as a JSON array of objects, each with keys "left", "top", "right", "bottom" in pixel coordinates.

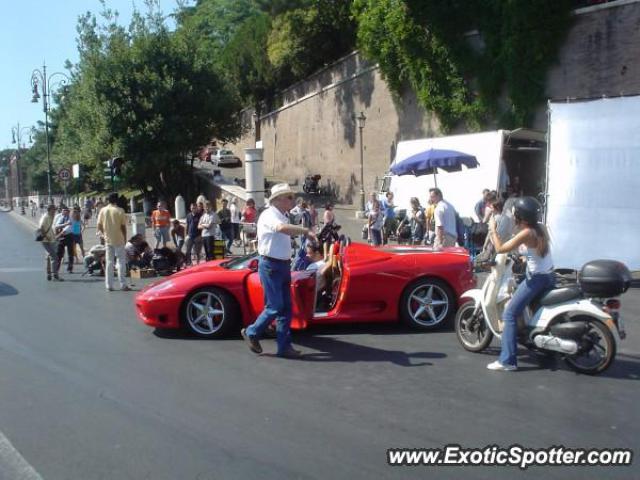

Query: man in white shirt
[
  {"left": 198, "top": 200, "right": 220, "bottom": 261},
  {"left": 38, "top": 204, "right": 63, "bottom": 281},
  {"left": 241, "top": 184, "right": 317, "bottom": 359},
  {"left": 429, "top": 187, "right": 458, "bottom": 249}
]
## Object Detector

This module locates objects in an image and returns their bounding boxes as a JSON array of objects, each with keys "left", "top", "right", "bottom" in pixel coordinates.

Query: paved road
[{"left": 0, "top": 211, "right": 638, "bottom": 480}]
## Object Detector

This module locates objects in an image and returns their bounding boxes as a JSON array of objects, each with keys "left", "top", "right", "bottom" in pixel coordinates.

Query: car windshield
[
  {"left": 221, "top": 252, "right": 258, "bottom": 270},
  {"left": 220, "top": 150, "right": 233, "bottom": 155}
]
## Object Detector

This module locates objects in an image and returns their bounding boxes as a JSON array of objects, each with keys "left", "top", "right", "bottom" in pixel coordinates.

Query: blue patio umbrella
[{"left": 390, "top": 148, "right": 479, "bottom": 187}]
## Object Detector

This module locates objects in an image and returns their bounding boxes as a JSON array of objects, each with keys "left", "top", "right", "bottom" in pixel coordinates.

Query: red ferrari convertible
[{"left": 135, "top": 241, "right": 475, "bottom": 338}]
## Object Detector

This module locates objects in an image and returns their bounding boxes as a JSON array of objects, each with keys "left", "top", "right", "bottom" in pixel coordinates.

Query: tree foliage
[
  {"left": 353, "top": 0, "right": 573, "bottom": 130},
  {"left": 179, "top": 0, "right": 357, "bottom": 111},
  {"left": 220, "top": 12, "right": 276, "bottom": 112},
  {"left": 54, "top": 2, "right": 241, "bottom": 198},
  {"left": 267, "top": 0, "right": 356, "bottom": 80}
]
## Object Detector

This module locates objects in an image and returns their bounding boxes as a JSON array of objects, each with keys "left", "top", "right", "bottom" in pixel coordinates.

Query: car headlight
[{"left": 147, "top": 280, "right": 175, "bottom": 294}]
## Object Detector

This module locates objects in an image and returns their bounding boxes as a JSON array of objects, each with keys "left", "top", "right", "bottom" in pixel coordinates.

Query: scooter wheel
[
  {"left": 455, "top": 302, "right": 493, "bottom": 352},
  {"left": 563, "top": 316, "right": 616, "bottom": 375}
]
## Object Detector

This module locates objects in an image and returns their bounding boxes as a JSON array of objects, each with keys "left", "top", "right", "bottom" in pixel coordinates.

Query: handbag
[
  {"left": 35, "top": 223, "right": 51, "bottom": 242},
  {"left": 361, "top": 224, "right": 369, "bottom": 240}
]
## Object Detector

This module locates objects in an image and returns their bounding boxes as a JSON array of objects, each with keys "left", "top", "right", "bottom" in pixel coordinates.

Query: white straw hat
[{"left": 268, "top": 183, "right": 296, "bottom": 202}]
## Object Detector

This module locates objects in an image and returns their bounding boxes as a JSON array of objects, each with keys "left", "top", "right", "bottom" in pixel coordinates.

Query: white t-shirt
[
  {"left": 306, "top": 259, "right": 327, "bottom": 291},
  {"left": 368, "top": 210, "right": 384, "bottom": 230},
  {"left": 199, "top": 211, "right": 219, "bottom": 238},
  {"left": 257, "top": 206, "right": 291, "bottom": 260},
  {"left": 434, "top": 200, "right": 457, "bottom": 237},
  {"left": 230, "top": 203, "right": 241, "bottom": 224}
]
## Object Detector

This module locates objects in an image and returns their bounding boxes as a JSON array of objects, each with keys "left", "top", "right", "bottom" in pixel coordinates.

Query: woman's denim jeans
[
  {"left": 499, "top": 272, "right": 556, "bottom": 367},
  {"left": 246, "top": 256, "right": 293, "bottom": 354}
]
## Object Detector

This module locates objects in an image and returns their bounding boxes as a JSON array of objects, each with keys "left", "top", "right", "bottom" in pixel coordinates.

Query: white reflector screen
[{"left": 547, "top": 96, "right": 640, "bottom": 270}]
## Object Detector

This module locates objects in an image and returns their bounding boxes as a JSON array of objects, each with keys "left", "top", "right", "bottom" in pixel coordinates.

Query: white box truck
[
  {"left": 382, "top": 95, "right": 640, "bottom": 271},
  {"left": 381, "top": 128, "right": 547, "bottom": 220}
]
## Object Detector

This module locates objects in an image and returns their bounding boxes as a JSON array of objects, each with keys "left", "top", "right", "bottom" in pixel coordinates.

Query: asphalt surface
[{"left": 0, "top": 210, "right": 639, "bottom": 480}]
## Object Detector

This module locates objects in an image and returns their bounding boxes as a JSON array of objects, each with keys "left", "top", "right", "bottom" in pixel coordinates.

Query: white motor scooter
[{"left": 455, "top": 253, "right": 631, "bottom": 374}]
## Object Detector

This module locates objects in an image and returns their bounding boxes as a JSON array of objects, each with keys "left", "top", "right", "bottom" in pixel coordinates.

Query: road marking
[
  {"left": 0, "top": 430, "right": 44, "bottom": 480},
  {"left": 0, "top": 268, "right": 42, "bottom": 273}
]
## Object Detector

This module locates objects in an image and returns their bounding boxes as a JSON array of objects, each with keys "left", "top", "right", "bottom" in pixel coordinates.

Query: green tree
[
  {"left": 220, "top": 12, "right": 276, "bottom": 114},
  {"left": 352, "top": 0, "right": 572, "bottom": 130},
  {"left": 267, "top": 0, "right": 356, "bottom": 79},
  {"left": 176, "top": 0, "right": 261, "bottom": 56},
  {"left": 55, "top": 3, "right": 241, "bottom": 199}
]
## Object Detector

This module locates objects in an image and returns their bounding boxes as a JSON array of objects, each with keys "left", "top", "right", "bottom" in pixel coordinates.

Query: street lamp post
[
  {"left": 11, "top": 123, "right": 34, "bottom": 199},
  {"left": 355, "top": 111, "right": 367, "bottom": 217},
  {"left": 31, "top": 62, "right": 69, "bottom": 203}
]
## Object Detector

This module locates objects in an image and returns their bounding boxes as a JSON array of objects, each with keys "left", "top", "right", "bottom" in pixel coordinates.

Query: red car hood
[{"left": 138, "top": 259, "right": 230, "bottom": 294}]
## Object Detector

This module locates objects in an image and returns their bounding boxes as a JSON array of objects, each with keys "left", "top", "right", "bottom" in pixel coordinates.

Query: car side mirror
[{"left": 248, "top": 258, "right": 259, "bottom": 272}]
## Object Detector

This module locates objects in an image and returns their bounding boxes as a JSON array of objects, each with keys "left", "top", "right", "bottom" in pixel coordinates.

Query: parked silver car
[{"left": 212, "top": 149, "right": 241, "bottom": 167}]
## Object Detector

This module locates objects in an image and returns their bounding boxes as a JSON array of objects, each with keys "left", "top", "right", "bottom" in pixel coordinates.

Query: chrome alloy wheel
[
  {"left": 407, "top": 283, "right": 450, "bottom": 327},
  {"left": 185, "top": 291, "right": 226, "bottom": 335}
]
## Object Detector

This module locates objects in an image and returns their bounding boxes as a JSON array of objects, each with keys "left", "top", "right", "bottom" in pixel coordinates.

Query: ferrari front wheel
[
  {"left": 400, "top": 278, "right": 455, "bottom": 330},
  {"left": 181, "top": 287, "right": 239, "bottom": 338}
]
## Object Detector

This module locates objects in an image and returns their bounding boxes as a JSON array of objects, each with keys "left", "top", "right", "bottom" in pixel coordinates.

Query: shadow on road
[
  {"left": 305, "top": 322, "right": 454, "bottom": 336},
  {"left": 0, "top": 282, "right": 18, "bottom": 297},
  {"left": 293, "top": 334, "right": 446, "bottom": 366},
  {"left": 62, "top": 277, "right": 105, "bottom": 283},
  {"left": 473, "top": 346, "right": 640, "bottom": 379}
]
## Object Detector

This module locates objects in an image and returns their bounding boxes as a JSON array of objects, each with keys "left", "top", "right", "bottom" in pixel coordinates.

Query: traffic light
[
  {"left": 112, "top": 156, "right": 124, "bottom": 178},
  {"left": 103, "top": 157, "right": 124, "bottom": 189},
  {"left": 104, "top": 159, "right": 114, "bottom": 180}
]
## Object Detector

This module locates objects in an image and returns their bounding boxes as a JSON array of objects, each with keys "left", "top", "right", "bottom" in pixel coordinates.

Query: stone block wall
[{"left": 227, "top": 1, "right": 640, "bottom": 205}]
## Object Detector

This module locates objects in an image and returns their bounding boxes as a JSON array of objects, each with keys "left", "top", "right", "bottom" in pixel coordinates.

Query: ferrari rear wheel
[
  {"left": 182, "top": 287, "right": 239, "bottom": 338},
  {"left": 400, "top": 278, "right": 455, "bottom": 330}
]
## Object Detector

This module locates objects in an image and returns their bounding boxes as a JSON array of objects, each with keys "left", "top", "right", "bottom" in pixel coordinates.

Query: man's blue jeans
[
  {"left": 499, "top": 272, "right": 555, "bottom": 367},
  {"left": 246, "top": 256, "right": 293, "bottom": 354}
]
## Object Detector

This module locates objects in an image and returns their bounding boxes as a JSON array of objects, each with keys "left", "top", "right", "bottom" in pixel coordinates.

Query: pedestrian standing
[
  {"left": 241, "top": 183, "right": 317, "bottom": 359},
  {"left": 199, "top": 201, "right": 219, "bottom": 261},
  {"left": 170, "top": 219, "right": 185, "bottom": 253},
  {"left": 97, "top": 192, "right": 130, "bottom": 291},
  {"left": 396, "top": 197, "right": 425, "bottom": 245},
  {"left": 94, "top": 198, "right": 104, "bottom": 219},
  {"left": 217, "top": 198, "right": 234, "bottom": 255},
  {"left": 240, "top": 198, "right": 258, "bottom": 251},
  {"left": 429, "top": 188, "right": 458, "bottom": 249},
  {"left": 37, "top": 204, "right": 63, "bottom": 281},
  {"left": 71, "top": 207, "right": 85, "bottom": 260},
  {"left": 322, "top": 203, "right": 335, "bottom": 226},
  {"left": 474, "top": 189, "right": 491, "bottom": 223},
  {"left": 185, "top": 202, "right": 203, "bottom": 265},
  {"left": 151, "top": 201, "right": 171, "bottom": 249},
  {"left": 367, "top": 199, "right": 384, "bottom": 246},
  {"left": 308, "top": 201, "right": 318, "bottom": 232},
  {"left": 230, "top": 198, "right": 241, "bottom": 246},
  {"left": 54, "top": 207, "right": 75, "bottom": 274},
  {"left": 381, "top": 192, "right": 396, "bottom": 244}
]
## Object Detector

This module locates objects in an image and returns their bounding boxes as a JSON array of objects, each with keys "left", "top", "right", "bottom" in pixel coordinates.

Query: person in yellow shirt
[
  {"left": 97, "top": 193, "right": 130, "bottom": 292},
  {"left": 425, "top": 198, "right": 436, "bottom": 245}
]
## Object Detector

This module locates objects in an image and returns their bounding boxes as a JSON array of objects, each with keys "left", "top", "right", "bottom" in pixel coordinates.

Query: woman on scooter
[{"left": 487, "top": 197, "right": 555, "bottom": 372}]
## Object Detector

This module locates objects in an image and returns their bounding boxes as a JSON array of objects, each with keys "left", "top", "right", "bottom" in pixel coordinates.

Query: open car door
[{"left": 244, "top": 268, "right": 316, "bottom": 329}]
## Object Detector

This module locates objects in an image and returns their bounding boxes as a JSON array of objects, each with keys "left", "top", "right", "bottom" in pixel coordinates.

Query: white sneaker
[{"left": 487, "top": 360, "right": 517, "bottom": 371}]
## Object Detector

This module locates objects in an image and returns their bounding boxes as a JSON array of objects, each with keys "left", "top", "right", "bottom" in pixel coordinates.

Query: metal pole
[
  {"left": 359, "top": 124, "right": 365, "bottom": 212},
  {"left": 42, "top": 64, "right": 53, "bottom": 204}
]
